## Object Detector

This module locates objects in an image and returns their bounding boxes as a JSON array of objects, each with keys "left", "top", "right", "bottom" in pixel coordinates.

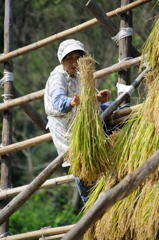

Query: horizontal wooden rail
[
  {"left": 61, "top": 149, "right": 159, "bottom": 240},
  {"left": 94, "top": 56, "right": 141, "bottom": 79},
  {"left": 0, "top": 225, "right": 74, "bottom": 240},
  {"left": 0, "top": 133, "right": 52, "bottom": 156},
  {"left": 39, "top": 234, "right": 65, "bottom": 240},
  {"left": 0, "top": 175, "right": 74, "bottom": 200},
  {"left": 0, "top": 89, "right": 44, "bottom": 112},
  {"left": 0, "top": 56, "right": 141, "bottom": 113},
  {"left": 0, "top": 0, "right": 152, "bottom": 63}
]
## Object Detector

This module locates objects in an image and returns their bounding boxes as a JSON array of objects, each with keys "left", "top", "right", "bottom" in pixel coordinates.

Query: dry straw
[
  {"left": 84, "top": 15, "right": 159, "bottom": 240},
  {"left": 67, "top": 56, "right": 111, "bottom": 185}
]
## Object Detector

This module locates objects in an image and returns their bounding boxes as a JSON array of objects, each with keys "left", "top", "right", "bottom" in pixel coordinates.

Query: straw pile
[
  {"left": 67, "top": 56, "right": 111, "bottom": 185},
  {"left": 84, "top": 16, "right": 159, "bottom": 240}
]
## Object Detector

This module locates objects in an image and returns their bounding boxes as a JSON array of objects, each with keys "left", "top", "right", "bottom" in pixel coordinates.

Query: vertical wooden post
[
  {"left": 118, "top": 0, "right": 133, "bottom": 105},
  {"left": 0, "top": 0, "right": 13, "bottom": 236}
]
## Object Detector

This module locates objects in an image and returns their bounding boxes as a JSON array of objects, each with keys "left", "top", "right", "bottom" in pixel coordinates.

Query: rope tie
[
  {"left": 41, "top": 226, "right": 51, "bottom": 239},
  {"left": 0, "top": 231, "right": 13, "bottom": 238},
  {"left": 115, "top": 6, "right": 122, "bottom": 16},
  {"left": 2, "top": 93, "right": 14, "bottom": 102},
  {"left": 111, "top": 57, "right": 133, "bottom": 73},
  {"left": 112, "top": 27, "right": 133, "bottom": 45},
  {"left": 116, "top": 82, "right": 135, "bottom": 96},
  {"left": 118, "top": 57, "right": 133, "bottom": 63},
  {"left": 0, "top": 72, "right": 14, "bottom": 88}
]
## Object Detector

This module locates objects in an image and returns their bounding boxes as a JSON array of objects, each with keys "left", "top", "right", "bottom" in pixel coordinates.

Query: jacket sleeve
[{"left": 52, "top": 88, "right": 74, "bottom": 113}]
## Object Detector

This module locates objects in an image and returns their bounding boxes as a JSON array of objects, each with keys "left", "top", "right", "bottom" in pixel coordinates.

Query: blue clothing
[
  {"left": 52, "top": 87, "right": 112, "bottom": 114},
  {"left": 52, "top": 88, "right": 74, "bottom": 113}
]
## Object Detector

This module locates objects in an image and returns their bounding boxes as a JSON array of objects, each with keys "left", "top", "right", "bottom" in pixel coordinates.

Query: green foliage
[{"left": 10, "top": 186, "right": 82, "bottom": 239}]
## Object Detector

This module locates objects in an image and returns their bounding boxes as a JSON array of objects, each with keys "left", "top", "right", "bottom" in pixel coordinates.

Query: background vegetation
[{"left": 0, "top": 0, "right": 158, "bottom": 238}]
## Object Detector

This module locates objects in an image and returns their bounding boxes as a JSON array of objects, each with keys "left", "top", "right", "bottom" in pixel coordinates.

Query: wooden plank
[
  {"left": 0, "top": 0, "right": 152, "bottom": 63},
  {"left": 0, "top": 0, "right": 13, "bottom": 235},
  {"left": 61, "top": 149, "right": 159, "bottom": 240}
]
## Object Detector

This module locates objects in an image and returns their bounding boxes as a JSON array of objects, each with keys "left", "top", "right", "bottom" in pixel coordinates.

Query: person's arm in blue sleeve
[{"left": 52, "top": 88, "right": 74, "bottom": 113}]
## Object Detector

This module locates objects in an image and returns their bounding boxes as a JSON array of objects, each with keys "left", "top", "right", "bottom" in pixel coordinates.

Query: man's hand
[
  {"left": 97, "top": 89, "right": 111, "bottom": 102},
  {"left": 71, "top": 93, "right": 80, "bottom": 107}
]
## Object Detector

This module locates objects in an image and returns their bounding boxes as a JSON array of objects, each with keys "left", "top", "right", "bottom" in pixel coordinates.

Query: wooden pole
[
  {"left": 0, "top": 133, "right": 52, "bottom": 156},
  {"left": 118, "top": 0, "right": 133, "bottom": 105},
  {"left": 104, "top": 103, "right": 141, "bottom": 121},
  {"left": 101, "top": 67, "right": 149, "bottom": 120},
  {"left": 61, "top": 149, "right": 159, "bottom": 240},
  {"left": 94, "top": 55, "right": 141, "bottom": 79},
  {"left": 13, "top": 87, "right": 49, "bottom": 133},
  {"left": 86, "top": 0, "right": 140, "bottom": 58},
  {"left": 0, "top": 149, "right": 69, "bottom": 225},
  {"left": 0, "top": 175, "right": 74, "bottom": 200},
  {"left": 0, "top": 225, "right": 74, "bottom": 240},
  {"left": 0, "top": 0, "right": 13, "bottom": 235},
  {"left": 39, "top": 234, "right": 65, "bottom": 240},
  {"left": 0, "top": 0, "right": 152, "bottom": 63}
]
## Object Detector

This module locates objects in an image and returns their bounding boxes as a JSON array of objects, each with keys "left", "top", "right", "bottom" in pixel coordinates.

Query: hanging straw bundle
[
  {"left": 67, "top": 56, "right": 111, "bottom": 185},
  {"left": 84, "top": 15, "right": 159, "bottom": 240}
]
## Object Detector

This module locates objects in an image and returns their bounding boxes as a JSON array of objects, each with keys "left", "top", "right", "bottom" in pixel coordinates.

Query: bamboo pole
[
  {"left": 0, "top": 88, "right": 44, "bottom": 111},
  {"left": 104, "top": 103, "right": 141, "bottom": 121},
  {"left": 101, "top": 67, "right": 149, "bottom": 120},
  {"left": 0, "top": 0, "right": 13, "bottom": 235},
  {"left": 0, "top": 225, "right": 74, "bottom": 240},
  {"left": 94, "top": 55, "right": 141, "bottom": 79},
  {"left": 118, "top": 0, "right": 133, "bottom": 105},
  {"left": 39, "top": 234, "right": 65, "bottom": 240},
  {"left": 0, "top": 175, "right": 74, "bottom": 200},
  {"left": 0, "top": 148, "right": 69, "bottom": 225},
  {"left": 61, "top": 149, "right": 159, "bottom": 240},
  {"left": 0, "top": 56, "right": 141, "bottom": 113},
  {"left": 0, "top": 0, "right": 152, "bottom": 63},
  {"left": 0, "top": 133, "right": 52, "bottom": 156},
  {"left": 13, "top": 87, "right": 49, "bottom": 133},
  {"left": 86, "top": 0, "right": 140, "bottom": 58}
]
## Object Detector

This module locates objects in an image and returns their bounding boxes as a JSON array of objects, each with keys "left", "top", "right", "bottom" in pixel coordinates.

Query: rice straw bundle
[
  {"left": 84, "top": 15, "right": 159, "bottom": 240},
  {"left": 67, "top": 56, "right": 111, "bottom": 185}
]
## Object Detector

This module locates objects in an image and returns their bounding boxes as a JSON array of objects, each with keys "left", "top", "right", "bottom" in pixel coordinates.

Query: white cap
[{"left": 57, "top": 39, "right": 86, "bottom": 63}]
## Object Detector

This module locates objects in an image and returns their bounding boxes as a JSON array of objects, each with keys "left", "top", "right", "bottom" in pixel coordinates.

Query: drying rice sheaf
[
  {"left": 67, "top": 56, "right": 112, "bottom": 185},
  {"left": 84, "top": 16, "right": 159, "bottom": 240}
]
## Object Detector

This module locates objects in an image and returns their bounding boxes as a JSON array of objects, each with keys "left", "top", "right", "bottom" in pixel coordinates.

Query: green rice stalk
[
  {"left": 67, "top": 56, "right": 112, "bottom": 185},
  {"left": 140, "top": 15, "right": 159, "bottom": 74}
]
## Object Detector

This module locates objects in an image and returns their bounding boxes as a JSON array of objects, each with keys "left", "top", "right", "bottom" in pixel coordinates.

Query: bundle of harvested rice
[
  {"left": 67, "top": 56, "right": 111, "bottom": 185},
  {"left": 84, "top": 15, "right": 159, "bottom": 240}
]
